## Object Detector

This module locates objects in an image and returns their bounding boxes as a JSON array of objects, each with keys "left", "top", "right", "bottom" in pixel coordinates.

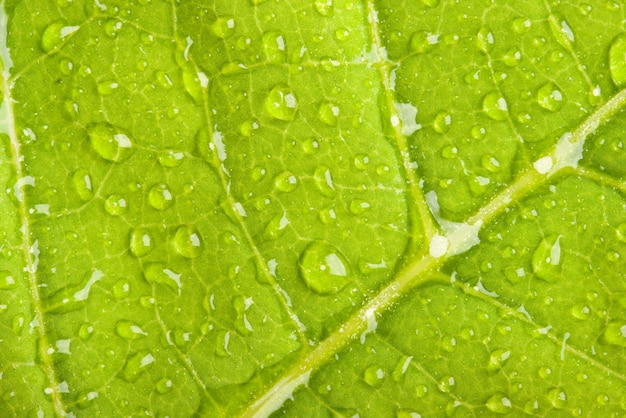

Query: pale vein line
[
  {"left": 241, "top": 65, "right": 626, "bottom": 418},
  {"left": 0, "top": 5, "right": 65, "bottom": 415}
]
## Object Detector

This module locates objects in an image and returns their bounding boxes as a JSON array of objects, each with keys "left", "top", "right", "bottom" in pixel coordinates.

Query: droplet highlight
[
  {"left": 299, "top": 241, "right": 354, "bottom": 295},
  {"left": 265, "top": 85, "right": 298, "bottom": 121}
]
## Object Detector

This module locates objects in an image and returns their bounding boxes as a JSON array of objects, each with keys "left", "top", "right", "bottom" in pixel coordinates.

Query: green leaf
[{"left": 1, "top": 0, "right": 625, "bottom": 417}]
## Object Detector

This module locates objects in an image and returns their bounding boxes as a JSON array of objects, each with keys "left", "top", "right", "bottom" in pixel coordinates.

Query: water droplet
[
  {"left": 112, "top": 280, "right": 130, "bottom": 300},
  {"left": 409, "top": 30, "right": 438, "bottom": 53},
  {"left": 609, "top": 34, "right": 626, "bottom": 86},
  {"left": 212, "top": 16, "right": 235, "bottom": 39},
  {"left": 265, "top": 85, "right": 298, "bottom": 121},
  {"left": 616, "top": 223, "right": 626, "bottom": 242},
  {"left": 334, "top": 28, "right": 350, "bottom": 41},
  {"left": 129, "top": 228, "right": 153, "bottom": 257},
  {"left": 440, "top": 145, "right": 457, "bottom": 159},
  {"left": 156, "top": 378, "right": 173, "bottom": 394},
  {"left": 70, "top": 169, "right": 93, "bottom": 201},
  {"left": 41, "top": 21, "right": 79, "bottom": 52},
  {"left": 174, "top": 225, "right": 203, "bottom": 258},
  {"left": 44, "top": 270, "right": 104, "bottom": 314},
  {"left": 274, "top": 171, "right": 298, "bottom": 192},
  {"left": 78, "top": 323, "right": 94, "bottom": 340},
  {"left": 12, "top": 314, "right": 24, "bottom": 335},
  {"left": 502, "top": 48, "right": 521, "bottom": 67},
  {"left": 318, "top": 101, "right": 339, "bottom": 126},
  {"left": 262, "top": 30, "right": 287, "bottom": 62},
  {"left": 471, "top": 125, "right": 486, "bottom": 139},
  {"left": 488, "top": 348, "right": 511, "bottom": 372},
  {"left": 119, "top": 350, "right": 155, "bottom": 382},
  {"left": 313, "top": 166, "right": 336, "bottom": 197},
  {"left": 548, "top": 15, "right": 575, "bottom": 48},
  {"left": 483, "top": 92, "right": 509, "bottom": 121},
  {"left": 570, "top": 303, "right": 590, "bottom": 320},
  {"left": 97, "top": 80, "right": 119, "bottom": 96},
  {"left": 537, "top": 365, "right": 552, "bottom": 379},
  {"left": 182, "top": 65, "right": 208, "bottom": 104},
  {"left": 75, "top": 390, "right": 98, "bottom": 409},
  {"left": 0, "top": 271, "right": 16, "bottom": 290},
  {"left": 104, "top": 19, "right": 122, "bottom": 38},
  {"left": 546, "top": 387, "right": 567, "bottom": 409},
  {"left": 363, "top": 365, "right": 385, "bottom": 388},
  {"left": 481, "top": 154, "right": 501, "bottom": 172},
  {"left": 349, "top": 199, "right": 371, "bottom": 215},
  {"left": 319, "top": 206, "right": 337, "bottom": 225},
  {"left": 158, "top": 149, "right": 184, "bottom": 168},
  {"left": 512, "top": 18, "right": 531, "bottom": 35},
  {"left": 437, "top": 375, "right": 455, "bottom": 393},
  {"left": 59, "top": 58, "right": 73, "bottom": 75},
  {"left": 441, "top": 335, "right": 457, "bottom": 352},
  {"left": 263, "top": 213, "right": 289, "bottom": 240},
  {"left": 416, "top": 384, "right": 428, "bottom": 398},
  {"left": 215, "top": 330, "right": 230, "bottom": 357},
  {"left": 486, "top": 393, "right": 513, "bottom": 414},
  {"left": 603, "top": 321, "right": 626, "bottom": 347},
  {"left": 148, "top": 183, "right": 174, "bottom": 210},
  {"left": 532, "top": 235, "right": 562, "bottom": 282},
  {"left": 116, "top": 320, "right": 148, "bottom": 340},
  {"left": 299, "top": 241, "right": 354, "bottom": 295},
  {"left": 537, "top": 82, "right": 565, "bottom": 112},
  {"left": 476, "top": 26, "right": 495, "bottom": 53},
  {"left": 103, "top": 194, "right": 127, "bottom": 216},
  {"left": 302, "top": 138, "right": 319, "bottom": 154},
  {"left": 87, "top": 122, "right": 133, "bottom": 162},
  {"left": 314, "top": 0, "right": 333, "bottom": 16},
  {"left": 239, "top": 119, "right": 260, "bottom": 137},
  {"left": 433, "top": 112, "right": 452, "bottom": 134},
  {"left": 143, "top": 263, "right": 181, "bottom": 292}
]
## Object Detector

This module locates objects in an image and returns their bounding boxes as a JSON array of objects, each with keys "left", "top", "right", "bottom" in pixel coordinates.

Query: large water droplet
[
  {"left": 274, "top": 171, "right": 298, "bottom": 192},
  {"left": 299, "top": 241, "right": 354, "bottom": 295},
  {"left": 546, "top": 387, "right": 567, "bottom": 409},
  {"left": 148, "top": 183, "right": 174, "bottom": 210},
  {"left": 476, "top": 26, "right": 495, "bottom": 53},
  {"left": 363, "top": 365, "right": 385, "bottom": 388},
  {"left": 537, "top": 82, "right": 565, "bottom": 112},
  {"left": 116, "top": 320, "right": 148, "bottom": 340},
  {"left": 41, "top": 21, "right": 79, "bottom": 53},
  {"left": 532, "top": 235, "right": 562, "bottom": 282},
  {"left": 119, "top": 350, "right": 155, "bottom": 382},
  {"left": 104, "top": 194, "right": 127, "bottom": 216},
  {"left": 313, "top": 166, "right": 336, "bottom": 197},
  {"left": 87, "top": 122, "right": 133, "bottom": 162},
  {"left": 262, "top": 30, "right": 287, "bottom": 63},
  {"left": 173, "top": 225, "right": 203, "bottom": 258},
  {"left": 488, "top": 348, "right": 511, "bottom": 372},
  {"left": 483, "top": 92, "right": 509, "bottom": 121},
  {"left": 609, "top": 34, "right": 626, "bottom": 86},
  {"left": 486, "top": 393, "right": 513, "bottom": 414},
  {"left": 603, "top": 322, "right": 626, "bottom": 347},
  {"left": 129, "top": 228, "right": 153, "bottom": 257},
  {"left": 43, "top": 270, "right": 103, "bottom": 314},
  {"left": 72, "top": 169, "right": 93, "bottom": 201},
  {"left": 265, "top": 85, "right": 298, "bottom": 121}
]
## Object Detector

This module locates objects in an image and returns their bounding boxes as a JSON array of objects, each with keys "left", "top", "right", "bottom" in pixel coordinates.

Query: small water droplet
[
  {"left": 440, "top": 145, "right": 457, "bottom": 159},
  {"left": 156, "top": 378, "right": 173, "bottom": 394},
  {"left": 416, "top": 384, "right": 428, "bottom": 398},
  {"left": 148, "top": 183, "right": 174, "bottom": 210},
  {"left": 441, "top": 335, "right": 457, "bottom": 352},
  {"left": 78, "top": 323, "right": 94, "bottom": 340},
  {"left": 143, "top": 263, "right": 181, "bottom": 292},
  {"left": 0, "top": 271, "right": 16, "bottom": 290},
  {"left": 603, "top": 321, "right": 626, "bottom": 347},
  {"left": 157, "top": 149, "right": 184, "bottom": 168},
  {"left": 265, "top": 85, "right": 298, "bottom": 121},
  {"left": 129, "top": 228, "right": 153, "bottom": 257},
  {"left": 482, "top": 92, "right": 509, "bottom": 121},
  {"left": 97, "top": 80, "right": 119, "bottom": 96},
  {"left": 502, "top": 48, "right": 521, "bottom": 67},
  {"left": 116, "top": 320, "right": 148, "bottom": 340},
  {"left": 174, "top": 225, "right": 203, "bottom": 258},
  {"left": 318, "top": 101, "right": 340, "bottom": 126},
  {"left": 609, "top": 34, "right": 626, "bottom": 86},
  {"left": 538, "top": 365, "right": 552, "bottom": 379},
  {"left": 104, "top": 194, "right": 127, "bottom": 216},
  {"left": 87, "top": 122, "right": 133, "bottom": 162},
  {"left": 302, "top": 138, "right": 319, "bottom": 154},
  {"left": 119, "top": 349, "right": 155, "bottom": 382},
  {"left": 212, "top": 16, "right": 235, "bottom": 39},
  {"left": 239, "top": 119, "right": 260, "bottom": 137},
  {"left": 72, "top": 169, "right": 93, "bottom": 201},
  {"left": 486, "top": 393, "right": 513, "bottom": 414},
  {"left": 319, "top": 206, "right": 337, "bottom": 225},
  {"left": 476, "top": 26, "right": 495, "bottom": 53},
  {"left": 274, "top": 171, "right": 298, "bottom": 192},
  {"left": 437, "top": 375, "right": 455, "bottom": 393},
  {"left": 546, "top": 387, "right": 567, "bottom": 409},
  {"left": 314, "top": 0, "right": 333, "bottom": 16},
  {"left": 481, "top": 154, "right": 501, "bottom": 172},
  {"left": 570, "top": 303, "right": 590, "bottom": 320},
  {"left": 488, "top": 348, "right": 511, "bottom": 372},
  {"left": 532, "top": 235, "right": 562, "bottom": 282},
  {"left": 615, "top": 223, "right": 626, "bottom": 242},
  {"left": 363, "top": 365, "right": 385, "bottom": 388},
  {"left": 433, "top": 112, "right": 452, "bottom": 134},
  {"left": 349, "top": 199, "right": 370, "bottom": 215},
  {"left": 75, "top": 390, "right": 98, "bottom": 409},
  {"left": 471, "top": 125, "right": 486, "bottom": 139},
  {"left": 313, "top": 166, "right": 336, "bottom": 197},
  {"left": 299, "top": 241, "right": 354, "bottom": 295},
  {"left": 41, "top": 21, "right": 79, "bottom": 52},
  {"left": 112, "top": 280, "right": 130, "bottom": 300},
  {"left": 262, "top": 30, "right": 287, "bottom": 62},
  {"left": 537, "top": 82, "right": 565, "bottom": 112},
  {"left": 353, "top": 154, "right": 370, "bottom": 170},
  {"left": 263, "top": 212, "right": 289, "bottom": 240},
  {"left": 512, "top": 18, "right": 531, "bottom": 35},
  {"left": 409, "top": 30, "right": 438, "bottom": 53}
]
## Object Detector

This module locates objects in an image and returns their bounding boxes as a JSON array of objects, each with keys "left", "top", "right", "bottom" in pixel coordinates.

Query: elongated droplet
[
  {"left": 313, "top": 166, "right": 336, "bottom": 197},
  {"left": 173, "top": 225, "right": 203, "bottom": 258},
  {"left": 129, "top": 228, "right": 153, "bottom": 257},
  {"left": 265, "top": 85, "right": 298, "bottom": 121},
  {"left": 532, "top": 235, "right": 562, "bottom": 282},
  {"left": 116, "top": 320, "right": 148, "bottom": 340},
  {"left": 87, "top": 122, "right": 133, "bottom": 162},
  {"left": 263, "top": 212, "right": 290, "bottom": 240},
  {"left": 143, "top": 263, "right": 182, "bottom": 292},
  {"left": 119, "top": 350, "right": 155, "bottom": 382},
  {"left": 609, "top": 34, "right": 626, "bottom": 86},
  {"left": 299, "top": 241, "right": 354, "bottom": 295},
  {"left": 483, "top": 92, "right": 508, "bottom": 121},
  {"left": 488, "top": 348, "right": 511, "bottom": 372},
  {"left": 476, "top": 26, "right": 495, "bottom": 53},
  {"left": 72, "top": 169, "right": 94, "bottom": 201},
  {"left": 41, "top": 21, "right": 79, "bottom": 52}
]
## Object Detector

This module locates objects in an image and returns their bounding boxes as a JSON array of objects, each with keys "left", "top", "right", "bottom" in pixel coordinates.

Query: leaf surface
[{"left": 1, "top": 0, "right": 625, "bottom": 417}]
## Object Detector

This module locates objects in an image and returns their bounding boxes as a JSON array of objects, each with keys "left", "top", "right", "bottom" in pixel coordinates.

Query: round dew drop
[
  {"left": 104, "top": 194, "right": 127, "bottom": 216},
  {"left": 363, "top": 365, "right": 385, "bottom": 388},
  {"left": 158, "top": 149, "right": 184, "bottom": 167},
  {"left": 482, "top": 92, "right": 509, "bottom": 121},
  {"left": 318, "top": 102, "right": 339, "bottom": 126},
  {"left": 129, "top": 228, "right": 154, "bottom": 257},
  {"left": 274, "top": 171, "right": 298, "bottom": 192},
  {"left": 116, "top": 320, "right": 147, "bottom": 340},
  {"left": 537, "top": 82, "right": 565, "bottom": 112},
  {"left": 486, "top": 393, "right": 513, "bottom": 414},
  {"left": 299, "top": 241, "right": 354, "bottom": 295},
  {"left": 173, "top": 225, "right": 204, "bottom": 258},
  {"left": 265, "top": 85, "right": 298, "bottom": 121},
  {"left": 148, "top": 183, "right": 174, "bottom": 210},
  {"left": 0, "top": 271, "right": 16, "bottom": 290},
  {"left": 87, "top": 122, "right": 133, "bottom": 162}
]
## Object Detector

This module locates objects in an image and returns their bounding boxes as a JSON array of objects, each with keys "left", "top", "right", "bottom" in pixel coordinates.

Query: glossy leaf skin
[{"left": 0, "top": 1, "right": 625, "bottom": 417}]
